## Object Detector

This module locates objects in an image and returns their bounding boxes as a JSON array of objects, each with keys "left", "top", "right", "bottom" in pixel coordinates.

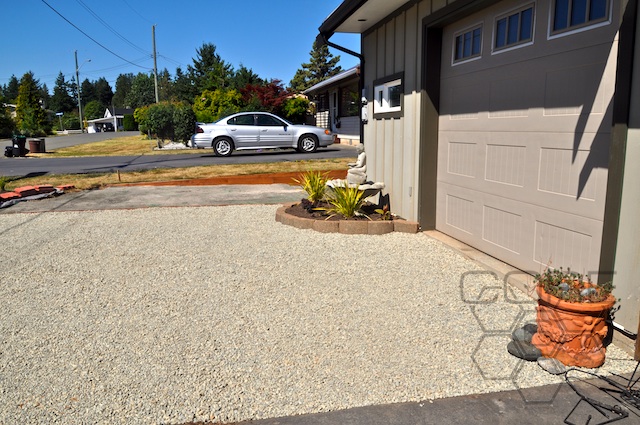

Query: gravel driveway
[{"left": 0, "top": 204, "right": 635, "bottom": 424}]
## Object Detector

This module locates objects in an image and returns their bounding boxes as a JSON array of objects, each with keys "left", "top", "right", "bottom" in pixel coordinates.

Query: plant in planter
[
  {"left": 293, "top": 171, "right": 329, "bottom": 208},
  {"left": 318, "top": 183, "right": 368, "bottom": 220},
  {"left": 531, "top": 267, "right": 616, "bottom": 368}
]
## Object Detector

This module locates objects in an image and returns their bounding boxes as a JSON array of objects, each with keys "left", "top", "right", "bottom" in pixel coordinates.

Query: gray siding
[{"left": 363, "top": 1, "right": 447, "bottom": 219}]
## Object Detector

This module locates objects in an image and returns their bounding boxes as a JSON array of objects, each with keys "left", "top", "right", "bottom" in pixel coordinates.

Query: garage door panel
[
  {"left": 437, "top": 182, "right": 604, "bottom": 274},
  {"left": 438, "top": 131, "right": 608, "bottom": 220}
]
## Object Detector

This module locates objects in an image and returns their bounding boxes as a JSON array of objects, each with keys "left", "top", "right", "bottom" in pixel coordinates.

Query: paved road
[{"left": 0, "top": 132, "right": 357, "bottom": 177}]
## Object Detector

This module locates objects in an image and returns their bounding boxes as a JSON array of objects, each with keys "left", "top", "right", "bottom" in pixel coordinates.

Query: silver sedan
[{"left": 191, "top": 112, "right": 335, "bottom": 156}]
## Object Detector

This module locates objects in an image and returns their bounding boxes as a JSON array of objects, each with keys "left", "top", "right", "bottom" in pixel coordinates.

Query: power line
[
  {"left": 120, "top": 0, "right": 154, "bottom": 25},
  {"left": 74, "top": 0, "right": 150, "bottom": 56},
  {"left": 40, "top": 0, "right": 152, "bottom": 71}
]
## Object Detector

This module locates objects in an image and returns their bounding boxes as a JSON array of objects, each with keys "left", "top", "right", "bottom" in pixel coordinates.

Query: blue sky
[{"left": 1, "top": 0, "right": 360, "bottom": 92}]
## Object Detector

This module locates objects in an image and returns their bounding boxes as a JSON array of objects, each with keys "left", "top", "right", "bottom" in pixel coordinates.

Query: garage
[{"left": 435, "top": 0, "right": 619, "bottom": 276}]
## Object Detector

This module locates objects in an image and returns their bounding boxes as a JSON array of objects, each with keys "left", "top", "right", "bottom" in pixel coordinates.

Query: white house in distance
[
  {"left": 304, "top": 65, "right": 361, "bottom": 145},
  {"left": 87, "top": 107, "right": 133, "bottom": 133},
  {"left": 318, "top": 0, "right": 640, "bottom": 358}
]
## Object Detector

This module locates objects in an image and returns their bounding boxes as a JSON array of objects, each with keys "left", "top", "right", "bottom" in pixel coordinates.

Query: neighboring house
[
  {"left": 3, "top": 103, "right": 17, "bottom": 119},
  {"left": 304, "top": 65, "right": 361, "bottom": 145},
  {"left": 318, "top": 0, "right": 640, "bottom": 357},
  {"left": 87, "top": 107, "right": 134, "bottom": 133}
]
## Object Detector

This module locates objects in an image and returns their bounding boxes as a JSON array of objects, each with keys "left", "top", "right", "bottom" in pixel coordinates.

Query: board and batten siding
[{"left": 363, "top": 0, "right": 457, "bottom": 221}]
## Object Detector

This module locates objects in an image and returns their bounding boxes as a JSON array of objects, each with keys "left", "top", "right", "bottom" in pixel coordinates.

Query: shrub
[
  {"left": 322, "top": 183, "right": 367, "bottom": 219},
  {"left": 293, "top": 171, "right": 328, "bottom": 204},
  {"left": 172, "top": 103, "right": 196, "bottom": 144},
  {"left": 147, "top": 103, "right": 175, "bottom": 142},
  {"left": 282, "top": 96, "right": 310, "bottom": 124},
  {"left": 123, "top": 114, "right": 137, "bottom": 131}
]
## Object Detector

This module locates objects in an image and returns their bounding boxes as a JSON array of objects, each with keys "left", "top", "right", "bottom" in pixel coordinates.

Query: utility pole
[
  {"left": 75, "top": 51, "right": 91, "bottom": 132},
  {"left": 75, "top": 50, "right": 82, "bottom": 132},
  {"left": 152, "top": 25, "right": 159, "bottom": 103}
]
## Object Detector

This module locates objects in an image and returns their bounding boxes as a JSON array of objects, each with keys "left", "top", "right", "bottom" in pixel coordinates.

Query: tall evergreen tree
[
  {"left": 15, "top": 71, "right": 49, "bottom": 136},
  {"left": 188, "top": 43, "right": 234, "bottom": 93},
  {"left": 94, "top": 77, "right": 113, "bottom": 109},
  {"left": 172, "top": 67, "right": 195, "bottom": 104},
  {"left": 231, "top": 65, "right": 264, "bottom": 90},
  {"left": 50, "top": 72, "right": 76, "bottom": 113},
  {"left": 113, "top": 73, "right": 134, "bottom": 108},
  {"left": 289, "top": 42, "right": 342, "bottom": 93},
  {"left": 81, "top": 79, "right": 97, "bottom": 105},
  {"left": 125, "top": 73, "right": 155, "bottom": 109},
  {"left": 3, "top": 75, "right": 20, "bottom": 103},
  {"left": 157, "top": 68, "right": 173, "bottom": 102}
]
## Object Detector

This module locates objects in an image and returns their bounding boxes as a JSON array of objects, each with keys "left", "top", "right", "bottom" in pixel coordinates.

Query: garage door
[{"left": 436, "top": 0, "right": 619, "bottom": 276}]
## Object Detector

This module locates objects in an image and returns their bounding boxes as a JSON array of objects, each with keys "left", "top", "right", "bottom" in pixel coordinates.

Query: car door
[
  {"left": 255, "top": 113, "right": 293, "bottom": 148},
  {"left": 225, "top": 114, "right": 258, "bottom": 148}
]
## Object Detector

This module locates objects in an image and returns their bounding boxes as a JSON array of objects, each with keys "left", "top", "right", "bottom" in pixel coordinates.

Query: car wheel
[
  {"left": 297, "top": 134, "right": 318, "bottom": 153},
  {"left": 213, "top": 138, "right": 234, "bottom": 157}
]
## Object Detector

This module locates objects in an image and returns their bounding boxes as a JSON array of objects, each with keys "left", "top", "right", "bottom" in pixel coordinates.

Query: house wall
[
  {"left": 611, "top": 1, "right": 640, "bottom": 356},
  {"left": 364, "top": 1, "right": 431, "bottom": 219}
]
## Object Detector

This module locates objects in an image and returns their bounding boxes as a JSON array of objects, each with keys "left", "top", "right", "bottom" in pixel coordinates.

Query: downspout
[{"left": 316, "top": 32, "right": 365, "bottom": 145}]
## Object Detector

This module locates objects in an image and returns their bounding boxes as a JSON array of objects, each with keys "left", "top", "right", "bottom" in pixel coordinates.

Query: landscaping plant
[
  {"left": 374, "top": 204, "right": 392, "bottom": 220},
  {"left": 535, "top": 267, "right": 614, "bottom": 303},
  {"left": 293, "top": 171, "right": 329, "bottom": 204},
  {"left": 321, "top": 183, "right": 367, "bottom": 219}
]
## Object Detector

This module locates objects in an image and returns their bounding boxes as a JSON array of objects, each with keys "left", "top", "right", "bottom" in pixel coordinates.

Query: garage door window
[
  {"left": 454, "top": 25, "right": 483, "bottom": 62},
  {"left": 552, "top": 0, "right": 609, "bottom": 33},
  {"left": 494, "top": 5, "right": 534, "bottom": 50}
]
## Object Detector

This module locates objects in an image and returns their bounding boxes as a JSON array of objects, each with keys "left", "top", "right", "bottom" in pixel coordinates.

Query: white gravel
[{"left": 0, "top": 204, "right": 636, "bottom": 424}]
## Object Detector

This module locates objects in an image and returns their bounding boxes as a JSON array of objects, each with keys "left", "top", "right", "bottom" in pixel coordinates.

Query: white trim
[{"left": 374, "top": 78, "right": 402, "bottom": 113}]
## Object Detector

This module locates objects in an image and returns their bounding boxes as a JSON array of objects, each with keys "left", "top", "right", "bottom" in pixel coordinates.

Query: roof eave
[{"left": 318, "top": 0, "right": 369, "bottom": 38}]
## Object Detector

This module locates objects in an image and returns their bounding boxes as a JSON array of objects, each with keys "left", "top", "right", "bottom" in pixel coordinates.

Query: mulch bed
[{"left": 285, "top": 199, "right": 392, "bottom": 221}]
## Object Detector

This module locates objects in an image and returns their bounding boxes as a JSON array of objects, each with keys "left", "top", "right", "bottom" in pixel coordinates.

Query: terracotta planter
[{"left": 531, "top": 286, "right": 615, "bottom": 368}]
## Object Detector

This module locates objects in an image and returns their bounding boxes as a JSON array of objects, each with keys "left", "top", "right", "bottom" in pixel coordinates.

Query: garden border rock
[{"left": 275, "top": 203, "right": 420, "bottom": 235}]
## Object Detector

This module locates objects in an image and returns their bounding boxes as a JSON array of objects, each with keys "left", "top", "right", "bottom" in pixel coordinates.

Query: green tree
[
  {"left": 3, "top": 75, "right": 20, "bottom": 103},
  {"left": 289, "top": 41, "right": 342, "bottom": 93},
  {"left": 193, "top": 88, "right": 242, "bottom": 122},
  {"left": 158, "top": 68, "right": 173, "bottom": 102},
  {"left": 83, "top": 100, "right": 103, "bottom": 120},
  {"left": 125, "top": 73, "right": 155, "bottom": 109},
  {"left": 172, "top": 67, "right": 195, "bottom": 104},
  {"left": 94, "top": 77, "right": 113, "bottom": 109},
  {"left": 50, "top": 72, "right": 76, "bottom": 113},
  {"left": 81, "top": 79, "right": 97, "bottom": 105},
  {"left": 188, "top": 43, "right": 234, "bottom": 93},
  {"left": 0, "top": 99, "right": 15, "bottom": 138},
  {"left": 40, "top": 84, "right": 50, "bottom": 110},
  {"left": 113, "top": 73, "right": 134, "bottom": 108},
  {"left": 231, "top": 65, "right": 263, "bottom": 90},
  {"left": 15, "top": 71, "right": 50, "bottom": 136}
]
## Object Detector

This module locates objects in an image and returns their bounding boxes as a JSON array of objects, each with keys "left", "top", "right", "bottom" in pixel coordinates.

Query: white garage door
[{"left": 436, "top": 0, "right": 619, "bottom": 277}]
